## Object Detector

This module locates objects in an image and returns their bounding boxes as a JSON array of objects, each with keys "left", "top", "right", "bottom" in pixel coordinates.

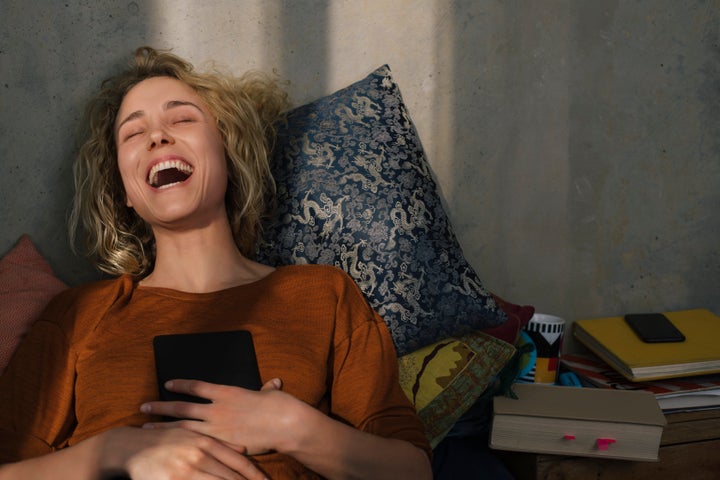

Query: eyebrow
[{"left": 115, "top": 100, "right": 205, "bottom": 133}]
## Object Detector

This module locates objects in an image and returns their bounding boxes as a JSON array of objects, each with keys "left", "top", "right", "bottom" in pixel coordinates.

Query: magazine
[{"left": 561, "top": 352, "right": 720, "bottom": 413}]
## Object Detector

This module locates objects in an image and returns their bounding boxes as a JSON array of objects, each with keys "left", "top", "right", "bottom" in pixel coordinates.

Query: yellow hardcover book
[{"left": 573, "top": 309, "right": 720, "bottom": 381}]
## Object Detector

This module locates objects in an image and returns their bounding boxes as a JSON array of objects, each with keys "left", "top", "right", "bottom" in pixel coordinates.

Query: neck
[{"left": 141, "top": 221, "right": 274, "bottom": 293}]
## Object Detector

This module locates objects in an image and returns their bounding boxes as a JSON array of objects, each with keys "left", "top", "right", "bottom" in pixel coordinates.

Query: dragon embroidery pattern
[{"left": 259, "top": 65, "right": 508, "bottom": 355}]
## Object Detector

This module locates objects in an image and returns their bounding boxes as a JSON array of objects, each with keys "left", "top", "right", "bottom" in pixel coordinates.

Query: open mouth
[{"left": 148, "top": 160, "right": 194, "bottom": 189}]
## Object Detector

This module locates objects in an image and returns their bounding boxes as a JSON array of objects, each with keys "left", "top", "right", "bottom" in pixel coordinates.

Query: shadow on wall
[
  {"left": 278, "top": 1, "right": 329, "bottom": 96},
  {"left": 444, "top": 1, "right": 720, "bottom": 332},
  {"left": 1, "top": 1, "right": 718, "bottom": 323},
  {"left": 0, "top": 2, "right": 160, "bottom": 286},
  {"left": 0, "top": 1, "right": 340, "bottom": 286}
]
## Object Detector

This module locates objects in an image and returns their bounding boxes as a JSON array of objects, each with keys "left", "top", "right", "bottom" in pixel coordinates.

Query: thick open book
[{"left": 490, "top": 384, "right": 666, "bottom": 461}]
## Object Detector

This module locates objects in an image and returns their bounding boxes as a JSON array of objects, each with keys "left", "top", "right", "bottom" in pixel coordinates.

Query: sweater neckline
[{"left": 131, "top": 266, "right": 284, "bottom": 300}]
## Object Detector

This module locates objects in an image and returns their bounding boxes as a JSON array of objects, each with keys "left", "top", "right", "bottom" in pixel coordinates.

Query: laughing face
[{"left": 115, "top": 76, "right": 228, "bottom": 230}]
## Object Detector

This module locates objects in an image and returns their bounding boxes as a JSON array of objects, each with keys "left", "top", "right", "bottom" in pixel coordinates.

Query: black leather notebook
[{"left": 153, "top": 330, "right": 262, "bottom": 404}]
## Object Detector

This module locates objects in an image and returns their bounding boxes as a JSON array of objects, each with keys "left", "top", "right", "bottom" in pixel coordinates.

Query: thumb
[{"left": 260, "top": 377, "right": 283, "bottom": 391}]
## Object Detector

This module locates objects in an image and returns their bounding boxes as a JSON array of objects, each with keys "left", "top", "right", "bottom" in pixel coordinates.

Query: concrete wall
[{"left": 2, "top": 0, "right": 718, "bottom": 350}]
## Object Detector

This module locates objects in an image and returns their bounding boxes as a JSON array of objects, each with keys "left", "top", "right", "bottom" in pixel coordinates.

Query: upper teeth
[{"left": 148, "top": 160, "right": 194, "bottom": 186}]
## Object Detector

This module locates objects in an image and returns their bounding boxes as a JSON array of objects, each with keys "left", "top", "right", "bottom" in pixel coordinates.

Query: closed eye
[{"left": 123, "top": 129, "right": 144, "bottom": 142}]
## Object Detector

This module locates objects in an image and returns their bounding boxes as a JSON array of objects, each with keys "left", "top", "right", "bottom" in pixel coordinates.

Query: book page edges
[
  {"left": 494, "top": 384, "right": 666, "bottom": 426},
  {"left": 490, "top": 415, "right": 662, "bottom": 461}
]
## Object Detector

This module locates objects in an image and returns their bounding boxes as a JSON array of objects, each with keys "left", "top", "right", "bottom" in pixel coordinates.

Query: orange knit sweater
[{"left": 0, "top": 264, "right": 430, "bottom": 478}]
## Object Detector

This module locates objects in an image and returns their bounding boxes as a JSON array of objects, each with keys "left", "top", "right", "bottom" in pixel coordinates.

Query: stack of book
[
  {"left": 569, "top": 308, "right": 720, "bottom": 413},
  {"left": 489, "top": 308, "right": 720, "bottom": 463},
  {"left": 561, "top": 352, "right": 720, "bottom": 413},
  {"left": 572, "top": 309, "right": 720, "bottom": 380}
]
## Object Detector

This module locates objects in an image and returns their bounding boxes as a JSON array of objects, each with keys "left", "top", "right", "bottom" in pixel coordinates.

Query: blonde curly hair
[{"left": 69, "top": 46, "right": 289, "bottom": 277}]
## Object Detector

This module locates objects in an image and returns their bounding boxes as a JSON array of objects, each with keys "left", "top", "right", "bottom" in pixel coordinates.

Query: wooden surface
[
  {"left": 495, "top": 409, "right": 720, "bottom": 480},
  {"left": 661, "top": 409, "right": 720, "bottom": 445}
]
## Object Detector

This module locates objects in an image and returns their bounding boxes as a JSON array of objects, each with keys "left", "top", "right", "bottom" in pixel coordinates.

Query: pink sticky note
[{"left": 596, "top": 437, "right": 616, "bottom": 450}]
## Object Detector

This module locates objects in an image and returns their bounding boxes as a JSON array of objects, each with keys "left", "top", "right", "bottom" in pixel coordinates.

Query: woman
[{"left": 0, "top": 47, "right": 432, "bottom": 480}]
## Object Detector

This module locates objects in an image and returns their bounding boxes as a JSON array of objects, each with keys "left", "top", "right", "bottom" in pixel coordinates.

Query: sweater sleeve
[
  {"left": 329, "top": 273, "right": 431, "bottom": 459},
  {"left": 0, "top": 295, "right": 78, "bottom": 462}
]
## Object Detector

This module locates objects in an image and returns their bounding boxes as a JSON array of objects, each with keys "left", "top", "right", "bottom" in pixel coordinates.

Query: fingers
[
  {"left": 204, "top": 438, "right": 268, "bottom": 480},
  {"left": 166, "top": 379, "right": 220, "bottom": 399},
  {"left": 141, "top": 380, "right": 222, "bottom": 421},
  {"left": 167, "top": 378, "right": 282, "bottom": 395},
  {"left": 141, "top": 399, "right": 205, "bottom": 422},
  {"left": 186, "top": 435, "right": 265, "bottom": 480},
  {"left": 260, "top": 378, "right": 282, "bottom": 391},
  {"left": 141, "top": 378, "right": 287, "bottom": 457},
  {"left": 143, "top": 418, "right": 193, "bottom": 431},
  {"left": 142, "top": 378, "right": 283, "bottom": 420},
  {"left": 142, "top": 417, "right": 218, "bottom": 449},
  {"left": 123, "top": 428, "right": 267, "bottom": 480}
]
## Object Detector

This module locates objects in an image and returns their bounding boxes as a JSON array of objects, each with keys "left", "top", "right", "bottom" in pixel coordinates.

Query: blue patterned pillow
[{"left": 257, "top": 65, "right": 508, "bottom": 355}]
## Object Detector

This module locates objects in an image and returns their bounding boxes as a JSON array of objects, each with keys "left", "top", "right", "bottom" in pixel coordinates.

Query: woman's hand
[
  {"left": 140, "top": 378, "right": 304, "bottom": 456},
  {"left": 139, "top": 379, "right": 432, "bottom": 480},
  {"left": 103, "top": 427, "right": 267, "bottom": 480},
  {"left": 0, "top": 426, "right": 268, "bottom": 480}
]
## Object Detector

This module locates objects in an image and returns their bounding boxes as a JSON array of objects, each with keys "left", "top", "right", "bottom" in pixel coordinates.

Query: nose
[{"left": 147, "top": 128, "right": 175, "bottom": 151}]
